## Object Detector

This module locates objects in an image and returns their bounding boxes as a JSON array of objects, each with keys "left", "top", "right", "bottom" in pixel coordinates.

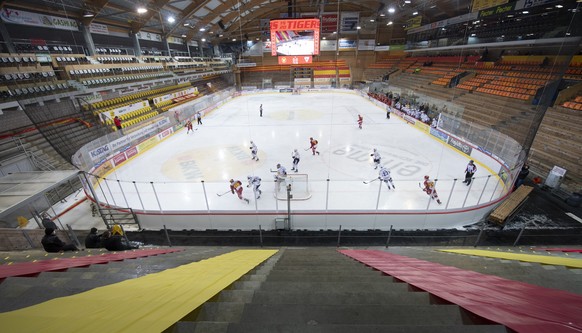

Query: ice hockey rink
[{"left": 95, "top": 91, "right": 506, "bottom": 216}]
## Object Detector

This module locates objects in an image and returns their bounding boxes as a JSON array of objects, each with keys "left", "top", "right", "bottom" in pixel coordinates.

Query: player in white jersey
[
  {"left": 463, "top": 160, "right": 477, "bottom": 185},
  {"left": 249, "top": 141, "right": 259, "bottom": 161},
  {"left": 247, "top": 175, "right": 262, "bottom": 199},
  {"left": 274, "top": 163, "right": 287, "bottom": 192},
  {"left": 370, "top": 149, "right": 381, "bottom": 169},
  {"left": 378, "top": 166, "right": 395, "bottom": 190},
  {"left": 291, "top": 149, "right": 300, "bottom": 173}
]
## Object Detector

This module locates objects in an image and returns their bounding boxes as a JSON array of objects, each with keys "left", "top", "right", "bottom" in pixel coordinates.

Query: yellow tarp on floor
[
  {"left": 439, "top": 249, "right": 582, "bottom": 268},
  {"left": 0, "top": 249, "right": 277, "bottom": 333}
]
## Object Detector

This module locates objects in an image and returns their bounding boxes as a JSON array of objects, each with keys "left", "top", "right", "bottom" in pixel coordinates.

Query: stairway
[
  {"left": 0, "top": 247, "right": 232, "bottom": 313},
  {"left": 170, "top": 248, "right": 507, "bottom": 332}
]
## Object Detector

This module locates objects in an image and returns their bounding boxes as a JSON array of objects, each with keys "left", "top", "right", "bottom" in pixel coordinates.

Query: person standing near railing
[{"left": 463, "top": 160, "right": 477, "bottom": 186}]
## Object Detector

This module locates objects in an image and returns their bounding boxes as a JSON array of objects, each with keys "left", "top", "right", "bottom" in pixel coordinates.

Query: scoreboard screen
[{"left": 270, "top": 19, "right": 320, "bottom": 56}]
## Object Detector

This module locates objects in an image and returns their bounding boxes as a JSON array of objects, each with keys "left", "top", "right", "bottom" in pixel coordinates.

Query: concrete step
[
  {"left": 235, "top": 304, "right": 466, "bottom": 325},
  {"left": 251, "top": 290, "right": 431, "bottom": 305},
  {"left": 265, "top": 274, "right": 392, "bottom": 282},
  {"left": 172, "top": 322, "right": 508, "bottom": 333},
  {"left": 257, "top": 281, "right": 410, "bottom": 292}
]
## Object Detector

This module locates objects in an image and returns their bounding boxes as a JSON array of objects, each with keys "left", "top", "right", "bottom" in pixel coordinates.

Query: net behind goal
[
  {"left": 274, "top": 173, "right": 311, "bottom": 200},
  {"left": 291, "top": 88, "right": 300, "bottom": 95}
]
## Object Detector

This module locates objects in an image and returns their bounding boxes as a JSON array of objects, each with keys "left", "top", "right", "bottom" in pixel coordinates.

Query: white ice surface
[{"left": 93, "top": 91, "right": 505, "bottom": 213}]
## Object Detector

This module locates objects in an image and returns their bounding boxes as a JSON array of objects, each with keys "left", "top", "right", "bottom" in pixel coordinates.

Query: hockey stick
[
  {"left": 363, "top": 178, "right": 379, "bottom": 184},
  {"left": 304, "top": 147, "right": 311, "bottom": 151},
  {"left": 216, "top": 190, "right": 230, "bottom": 197},
  {"left": 270, "top": 169, "right": 277, "bottom": 172}
]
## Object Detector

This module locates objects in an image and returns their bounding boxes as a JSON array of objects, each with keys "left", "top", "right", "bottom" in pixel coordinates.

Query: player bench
[{"left": 488, "top": 185, "right": 534, "bottom": 225}]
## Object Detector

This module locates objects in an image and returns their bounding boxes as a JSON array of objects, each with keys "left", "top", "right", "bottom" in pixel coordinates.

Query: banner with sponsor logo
[
  {"left": 1, "top": 8, "right": 78, "bottom": 31},
  {"left": 471, "top": 0, "right": 508, "bottom": 12},
  {"left": 339, "top": 39, "right": 356, "bottom": 50},
  {"left": 405, "top": 16, "right": 422, "bottom": 31},
  {"left": 89, "top": 144, "right": 111, "bottom": 162},
  {"left": 430, "top": 127, "right": 449, "bottom": 143},
  {"left": 137, "top": 31, "right": 162, "bottom": 42},
  {"left": 340, "top": 12, "right": 359, "bottom": 33},
  {"left": 478, "top": 2, "right": 515, "bottom": 18},
  {"left": 447, "top": 136, "right": 473, "bottom": 155},
  {"left": 374, "top": 45, "right": 390, "bottom": 51},
  {"left": 89, "top": 23, "right": 109, "bottom": 35},
  {"left": 320, "top": 40, "right": 337, "bottom": 52},
  {"left": 105, "top": 117, "right": 170, "bottom": 154},
  {"left": 321, "top": 14, "right": 338, "bottom": 33},
  {"left": 358, "top": 39, "right": 375, "bottom": 51},
  {"left": 113, "top": 100, "right": 148, "bottom": 118},
  {"left": 167, "top": 36, "right": 184, "bottom": 45},
  {"left": 153, "top": 88, "right": 198, "bottom": 105}
]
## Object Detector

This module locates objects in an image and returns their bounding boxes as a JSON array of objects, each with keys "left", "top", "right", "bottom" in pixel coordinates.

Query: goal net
[
  {"left": 291, "top": 88, "right": 300, "bottom": 95},
  {"left": 274, "top": 173, "right": 311, "bottom": 200}
]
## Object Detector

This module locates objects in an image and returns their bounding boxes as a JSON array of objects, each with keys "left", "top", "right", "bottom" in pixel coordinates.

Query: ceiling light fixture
[
  {"left": 387, "top": 21, "right": 393, "bottom": 25},
  {"left": 357, "top": 26, "right": 361, "bottom": 29},
  {"left": 137, "top": 7, "right": 147, "bottom": 14},
  {"left": 404, "top": 0, "right": 411, "bottom": 3},
  {"left": 83, "top": 11, "right": 94, "bottom": 18},
  {"left": 522, "top": 11, "right": 529, "bottom": 14},
  {"left": 183, "top": 23, "right": 190, "bottom": 26},
  {"left": 168, "top": 17, "right": 175, "bottom": 23},
  {"left": 200, "top": 28, "right": 206, "bottom": 31},
  {"left": 388, "top": 8, "right": 395, "bottom": 13},
  {"left": 555, "top": 4, "right": 563, "bottom": 8},
  {"left": 202, "top": 38, "right": 206, "bottom": 42},
  {"left": 232, "top": 38, "right": 236, "bottom": 41},
  {"left": 412, "top": 11, "right": 418, "bottom": 15},
  {"left": 370, "top": 19, "right": 374, "bottom": 22}
]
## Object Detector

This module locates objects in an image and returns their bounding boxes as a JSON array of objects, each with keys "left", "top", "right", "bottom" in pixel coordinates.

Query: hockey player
[
  {"left": 291, "top": 149, "right": 300, "bottom": 173},
  {"left": 274, "top": 163, "right": 287, "bottom": 192},
  {"left": 309, "top": 137, "right": 320, "bottom": 155},
  {"left": 357, "top": 114, "right": 363, "bottom": 129},
  {"left": 378, "top": 166, "right": 395, "bottom": 190},
  {"left": 259, "top": 104, "right": 263, "bottom": 117},
  {"left": 463, "top": 160, "right": 477, "bottom": 185},
  {"left": 370, "top": 148, "right": 381, "bottom": 169},
  {"left": 230, "top": 179, "right": 250, "bottom": 203},
  {"left": 249, "top": 141, "right": 259, "bottom": 161},
  {"left": 186, "top": 120, "right": 193, "bottom": 134},
  {"left": 422, "top": 175, "right": 442, "bottom": 205},
  {"left": 247, "top": 175, "right": 262, "bottom": 199}
]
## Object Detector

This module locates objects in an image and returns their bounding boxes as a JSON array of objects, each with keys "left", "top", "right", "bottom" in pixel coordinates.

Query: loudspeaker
[{"left": 218, "top": 20, "right": 225, "bottom": 30}]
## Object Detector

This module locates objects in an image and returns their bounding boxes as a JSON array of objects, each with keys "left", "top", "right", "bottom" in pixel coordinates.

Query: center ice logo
[
  {"left": 161, "top": 145, "right": 263, "bottom": 181},
  {"left": 331, "top": 144, "right": 431, "bottom": 178}
]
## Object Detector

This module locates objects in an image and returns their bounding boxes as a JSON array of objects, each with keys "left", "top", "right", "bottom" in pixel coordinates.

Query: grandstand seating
[{"left": 529, "top": 103, "right": 582, "bottom": 190}]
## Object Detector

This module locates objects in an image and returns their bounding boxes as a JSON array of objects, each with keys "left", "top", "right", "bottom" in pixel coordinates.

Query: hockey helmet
[
  {"left": 424, "top": 175, "right": 430, "bottom": 179},
  {"left": 247, "top": 175, "right": 252, "bottom": 180},
  {"left": 294, "top": 149, "right": 297, "bottom": 152},
  {"left": 309, "top": 137, "right": 313, "bottom": 140},
  {"left": 250, "top": 140, "right": 254, "bottom": 144},
  {"left": 469, "top": 160, "right": 474, "bottom": 163},
  {"left": 276, "top": 163, "right": 281, "bottom": 168},
  {"left": 373, "top": 148, "right": 377, "bottom": 152},
  {"left": 229, "top": 179, "right": 234, "bottom": 183}
]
